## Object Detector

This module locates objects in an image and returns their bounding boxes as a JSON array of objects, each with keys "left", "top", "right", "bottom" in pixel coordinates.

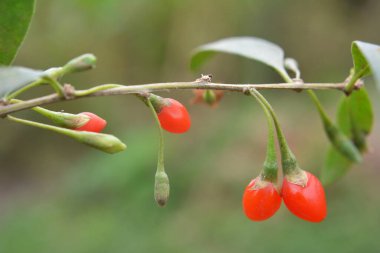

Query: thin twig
[{"left": 0, "top": 80, "right": 351, "bottom": 117}]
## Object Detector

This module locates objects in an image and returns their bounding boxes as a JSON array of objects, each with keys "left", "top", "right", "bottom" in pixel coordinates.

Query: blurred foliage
[{"left": 1, "top": 0, "right": 380, "bottom": 252}]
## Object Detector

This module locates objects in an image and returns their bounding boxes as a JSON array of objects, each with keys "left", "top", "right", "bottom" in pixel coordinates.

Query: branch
[{"left": 0, "top": 80, "right": 351, "bottom": 117}]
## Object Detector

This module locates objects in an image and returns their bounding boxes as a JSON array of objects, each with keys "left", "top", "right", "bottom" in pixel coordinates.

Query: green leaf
[
  {"left": 321, "top": 87, "right": 373, "bottom": 184},
  {"left": 0, "top": 66, "right": 44, "bottom": 98},
  {"left": 321, "top": 147, "right": 352, "bottom": 186},
  {"left": 351, "top": 41, "right": 380, "bottom": 89},
  {"left": 337, "top": 88, "right": 373, "bottom": 151},
  {"left": 0, "top": 0, "right": 36, "bottom": 65},
  {"left": 191, "top": 37, "right": 292, "bottom": 81}
]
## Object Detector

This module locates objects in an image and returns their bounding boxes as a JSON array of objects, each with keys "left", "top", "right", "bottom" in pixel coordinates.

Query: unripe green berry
[
  {"left": 63, "top": 54, "right": 97, "bottom": 74},
  {"left": 202, "top": 90, "right": 217, "bottom": 105},
  {"left": 154, "top": 171, "right": 170, "bottom": 207}
]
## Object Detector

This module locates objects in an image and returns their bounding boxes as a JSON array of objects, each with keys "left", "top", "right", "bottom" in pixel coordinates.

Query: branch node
[
  {"left": 63, "top": 84, "right": 76, "bottom": 100},
  {"left": 243, "top": 87, "right": 252, "bottom": 95},
  {"left": 291, "top": 78, "right": 304, "bottom": 93},
  {"left": 196, "top": 74, "right": 213, "bottom": 83}
]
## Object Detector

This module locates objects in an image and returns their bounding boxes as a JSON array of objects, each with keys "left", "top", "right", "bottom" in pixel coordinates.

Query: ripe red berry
[
  {"left": 157, "top": 98, "right": 191, "bottom": 134},
  {"left": 242, "top": 178, "right": 282, "bottom": 221},
  {"left": 282, "top": 171, "right": 327, "bottom": 222},
  {"left": 75, "top": 112, "right": 107, "bottom": 133}
]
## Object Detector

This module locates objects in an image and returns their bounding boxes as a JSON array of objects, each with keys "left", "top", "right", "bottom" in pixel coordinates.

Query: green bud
[
  {"left": 202, "top": 90, "right": 217, "bottom": 105},
  {"left": 325, "top": 124, "right": 362, "bottom": 163},
  {"left": 63, "top": 54, "right": 97, "bottom": 74},
  {"left": 74, "top": 131, "right": 127, "bottom": 154},
  {"left": 154, "top": 171, "right": 170, "bottom": 207},
  {"left": 7, "top": 115, "right": 126, "bottom": 154},
  {"left": 33, "top": 107, "right": 90, "bottom": 128}
]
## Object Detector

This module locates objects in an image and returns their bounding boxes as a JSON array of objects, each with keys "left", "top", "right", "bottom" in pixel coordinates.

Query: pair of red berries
[
  {"left": 242, "top": 171, "right": 327, "bottom": 222},
  {"left": 77, "top": 98, "right": 191, "bottom": 134}
]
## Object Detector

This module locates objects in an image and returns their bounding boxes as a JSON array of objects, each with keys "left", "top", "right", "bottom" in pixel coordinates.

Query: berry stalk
[{"left": 146, "top": 98, "right": 170, "bottom": 207}]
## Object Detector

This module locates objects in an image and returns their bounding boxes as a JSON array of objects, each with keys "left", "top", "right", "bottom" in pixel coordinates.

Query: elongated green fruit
[
  {"left": 62, "top": 54, "right": 97, "bottom": 74},
  {"left": 7, "top": 115, "right": 126, "bottom": 154}
]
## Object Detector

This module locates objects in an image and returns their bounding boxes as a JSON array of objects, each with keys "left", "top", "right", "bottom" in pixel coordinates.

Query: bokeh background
[{"left": 1, "top": 0, "right": 380, "bottom": 252}]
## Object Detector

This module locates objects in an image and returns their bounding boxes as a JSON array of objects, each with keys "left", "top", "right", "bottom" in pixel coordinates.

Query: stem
[
  {"left": 146, "top": 99, "right": 165, "bottom": 172},
  {"left": 307, "top": 90, "right": 332, "bottom": 126},
  {"left": 75, "top": 84, "right": 123, "bottom": 97},
  {"left": 6, "top": 80, "right": 43, "bottom": 100},
  {"left": 249, "top": 89, "right": 298, "bottom": 175},
  {"left": 0, "top": 81, "right": 350, "bottom": 117},
  {"left": 6, "top": 114, "right": 79, "bottom": 138},
  {"left": 344, "top": 65, "right": 369, "bottom": 94},
  {"left": 249, "top": 89, "right": 278, "bottom": 182},
  {"left": 6, "top": 67, "right": 66, "bottom": 100},
  {"left": 44, "top": 77, "right": 64, "bottom": 97}
]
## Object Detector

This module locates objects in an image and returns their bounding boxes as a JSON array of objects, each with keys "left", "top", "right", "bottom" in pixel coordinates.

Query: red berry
[
  {"left": 282, "top": 171, "right": 327, "bottom": 222},
  {"left": 157, "top": 98, "right": 191, "bottom": 134},
  {"left": 75, "top": 112, "right": 107, "bottom": 133},
  {"left": 242, "top": 178, "right": 282, "bottom": 221}
]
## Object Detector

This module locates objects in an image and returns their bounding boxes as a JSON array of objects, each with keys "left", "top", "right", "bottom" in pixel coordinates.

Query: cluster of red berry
[
  {"left": 243, "top": 171, "right": 327, "bottom": 222},
  {"left": 34, "top": 92, "right": 326, "bottom": 221}
]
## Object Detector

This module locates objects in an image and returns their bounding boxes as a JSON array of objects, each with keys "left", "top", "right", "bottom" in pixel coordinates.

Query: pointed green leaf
[
  {"left": 0, "top": 66, "right": 44, "bottom": 98},
  {"left": 191, "top": 37, "right": 291, "bottom": 81},
  {"left": 351, "top": 41, "right": 380, "bottom": 89},
  {"left": 321, "top": 87, "right": 373, "bottom": 184},
  {"left": 337, "top": 87, "right": 373, "bottom": 151},
  {"left": 0, "top": 0, "right": 36, "bottom": 65},
  {"left": 321, "top": 147, "right": 352, "bottom": 186}
]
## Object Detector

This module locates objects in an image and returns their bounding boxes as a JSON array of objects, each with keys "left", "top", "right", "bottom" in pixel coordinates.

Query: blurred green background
[{"left": 1, "top": 0, "right": 380, "bottom": 252}]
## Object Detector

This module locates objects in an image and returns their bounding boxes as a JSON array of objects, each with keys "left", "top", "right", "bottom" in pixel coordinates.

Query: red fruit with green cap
[
  {"left": 75, "top": 112, "right": 107, "bottom": 133},
  {"left": 149, "top": 95, "right": 191, "bottom": 134},
  {"left": 243, "top": 177, "right": 281, "bottom": 221},
  {"left": 282, "top": 171, "right": 327, "bottom": 222}
]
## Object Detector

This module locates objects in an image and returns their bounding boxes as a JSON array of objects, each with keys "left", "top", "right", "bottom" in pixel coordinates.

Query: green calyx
[
  {"left": 32, "top": 106, "right": 90, "bottom": 129},
  {"left": 147, "top": 94, "right": 170, "bottom": 113},
  {"left": 6, "top": 115, "right": 126, "bottom": 154}
]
